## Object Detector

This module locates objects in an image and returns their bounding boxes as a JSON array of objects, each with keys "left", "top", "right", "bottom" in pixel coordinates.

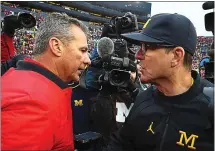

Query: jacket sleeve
[
  {"left": 1, "top": 95, "right": 54, "bottom": 150},
  {"left": 102, "top": 120, "right": 134, "bottom": 151},
  {"left": 103, "top": 89, "right": 152, "bottom": 151}
]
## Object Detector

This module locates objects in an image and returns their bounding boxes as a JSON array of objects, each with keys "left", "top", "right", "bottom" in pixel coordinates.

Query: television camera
[
  {"left": 75, "top": 13, "right": 141, "bottom": 151},
  {"left": 2, "top": 12, "right": 36, "bottom": 35},
  {"left": 202, "top": 1, "right": 214, "bottom": 83},
  {"left": 80, "top": 12, "right": 139, "bottom": 90},
  {"left": 1, "top": 12, "right": 36, "bottom": 76}
]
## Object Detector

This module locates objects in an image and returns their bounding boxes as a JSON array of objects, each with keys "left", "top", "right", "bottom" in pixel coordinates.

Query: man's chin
[
  {"left": 74, "top": 76, "right": 80, "bottom": 82},
  {"left": 140, "top": 76, "right": 151, "bottom": 83},
  {"left": 70, "top": 75, "right": 80, "bottom": 82}
]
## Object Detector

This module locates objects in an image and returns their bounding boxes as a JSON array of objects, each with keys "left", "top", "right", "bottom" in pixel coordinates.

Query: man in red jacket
[
  {"left": 2, "top": 13, "right": 91, "bottom": 151},
  {"left": 1, "top": 32, "right": 16, "bottom": 62},
  {"left": 1, "top": 15, "right": 17, "bottom": 62}
]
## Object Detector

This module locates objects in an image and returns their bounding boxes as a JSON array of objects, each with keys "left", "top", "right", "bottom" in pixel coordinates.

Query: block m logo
[
  {"left": 116, "top": 102, "right": 134, "bottom": 123},
  {"left": 74, "top": 100, "right": 83, "bottom": 106},
  {"left": 176, "top": 130, "right": 199, "bottom": 150}
]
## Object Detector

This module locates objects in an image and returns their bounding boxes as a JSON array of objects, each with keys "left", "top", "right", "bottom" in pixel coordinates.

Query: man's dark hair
[
  {"left": 165, "top": 48, "right": 193, "bottom": 71},
  {"left": 183, "top": 51, "right": 193, "bottom": 71}
]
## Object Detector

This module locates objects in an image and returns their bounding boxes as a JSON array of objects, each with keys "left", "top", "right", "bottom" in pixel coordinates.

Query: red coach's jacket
[
  {"left": 1, "top": 58, "right": 74, "bottom": 151},
  {"left": 1, "top": 33, "right": 16, "bottom": 62}
]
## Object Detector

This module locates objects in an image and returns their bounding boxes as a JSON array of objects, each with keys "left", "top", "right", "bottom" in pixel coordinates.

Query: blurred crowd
[
  {"left": 192, "top": 36, "right": 213, "bottom": 76},
  {"left": 88, "top": 25, "right": 103, "bottom": 52},
  {"left": 1, "top": 4, "right": 103, "bottom": 55},
  {"left": 12, "top": 24, "right": 103, "bottom": 55},
  {"left": 1, "top": 4, "right": 213, "bottom": 76}
]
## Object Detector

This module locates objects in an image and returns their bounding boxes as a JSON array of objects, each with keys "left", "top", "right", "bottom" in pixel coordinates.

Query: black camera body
[
  {"left": 2, "top": 13, "right": 36, "bottom": 36},
  {"left": 89, "top": 12, "right": 138, "bottom": 89},
  {"left": 91, "top": 55, "right": 136, "bottom": 88},
  {"left": 203, "top": 1, "right": 214, "bottom": 34},
  {"left": 102, "top": 12, "right": 138, "bottom": 38},
  {"left": 202, "top": 1, "right": 214, "bottom": 83},
  {"left": 110, "top": 12, "right": 138, "bottom": 35}
]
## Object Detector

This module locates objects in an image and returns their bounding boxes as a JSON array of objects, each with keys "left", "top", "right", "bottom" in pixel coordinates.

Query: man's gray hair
[{"left": 32, "top": 13, "right": 88, "bottom": 55}]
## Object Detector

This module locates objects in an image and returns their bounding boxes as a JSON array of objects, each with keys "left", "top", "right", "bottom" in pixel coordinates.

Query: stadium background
[{"left": 1, "top": 1, "right": 213, "bottom": 77}]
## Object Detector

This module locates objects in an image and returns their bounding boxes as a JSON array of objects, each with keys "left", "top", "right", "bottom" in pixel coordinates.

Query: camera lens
[
  {"left": 121, "top": 17, "right": 132, "bottom": 28},
  {"left": 18, "top": 13, "right": 36, "bottom": 28},
  {"left": 22, "top": 18, "right": 31, "bottom": 25}
]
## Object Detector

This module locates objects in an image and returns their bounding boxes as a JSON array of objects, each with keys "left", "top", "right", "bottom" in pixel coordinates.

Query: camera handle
[{"left": 115, "top": 19, "right": 122, "bottom": 39}]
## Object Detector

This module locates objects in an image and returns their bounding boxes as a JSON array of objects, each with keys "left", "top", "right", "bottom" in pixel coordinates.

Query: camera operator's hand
[
  {"left": 126, "top": 78, "right": 139, "bottom": 99},
  {"left": 1, "top": 54, "right": 31, "bottom": 76},
  {"left": 130, "top": 64, "right": 141, "bottom": 82},
  {"left": 130, "top": 71, "right": 136, "bottom": 81}
]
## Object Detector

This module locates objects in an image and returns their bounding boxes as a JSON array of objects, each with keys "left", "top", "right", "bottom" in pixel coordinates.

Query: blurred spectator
[{"left": 192, "top": 36, "right": 213, "bottom": 74}]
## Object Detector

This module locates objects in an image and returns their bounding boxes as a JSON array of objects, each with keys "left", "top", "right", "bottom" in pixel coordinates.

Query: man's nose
[
  {"left": 135, "top": 48, "right": 145, "bottom": 60},
  {"left": 84, "top": 53, "right": 91, "bottom": 66}
]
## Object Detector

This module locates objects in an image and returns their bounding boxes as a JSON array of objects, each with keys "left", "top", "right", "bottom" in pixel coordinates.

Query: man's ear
[
  {"left": 171, "top": 47, "right": 185, "bottom": 67},
  {"left": 49, "top": 37, "right": 63, "bottom": 57}
]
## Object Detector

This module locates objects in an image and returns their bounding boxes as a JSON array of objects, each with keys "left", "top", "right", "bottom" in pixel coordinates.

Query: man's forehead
[
  {"left": 70, "top": 25, "right": 87, "bottom": 36},
  {"left": 68, "top": 35, "right": 88, "bottom": 50}
]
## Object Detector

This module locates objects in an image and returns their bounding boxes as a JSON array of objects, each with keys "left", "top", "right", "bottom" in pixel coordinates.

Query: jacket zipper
[{"left": 159, "top": 112, "right": 171, "bottom": 151}]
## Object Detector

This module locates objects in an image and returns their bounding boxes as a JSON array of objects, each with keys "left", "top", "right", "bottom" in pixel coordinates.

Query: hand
[
  {"left": 130, "top": 71, "right": 136, "bottom": 81},
  {"left": 130, "top": 64, "right": 142, "bottom": 81}
]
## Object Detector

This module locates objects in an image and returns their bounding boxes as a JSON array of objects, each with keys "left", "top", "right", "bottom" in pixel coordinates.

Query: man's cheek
[{"left": 80, "top": 56, "right": 86, "bottom": 63}]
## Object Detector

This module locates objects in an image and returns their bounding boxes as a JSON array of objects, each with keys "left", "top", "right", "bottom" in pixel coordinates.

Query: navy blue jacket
[
  {"left": 71, "top": 85, "right": 98, "bottom": 135},
  {"left": 103, "top": 71, "right": 214, "bottom": 151}
]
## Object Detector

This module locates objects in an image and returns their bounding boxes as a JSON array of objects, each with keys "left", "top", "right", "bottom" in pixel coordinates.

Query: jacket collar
[
  {"left": 154, "top": 70, "right": 201, "bottom": 105},
  {"left": 16, "top": 59, "right": 70, "bottom": 89}
]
